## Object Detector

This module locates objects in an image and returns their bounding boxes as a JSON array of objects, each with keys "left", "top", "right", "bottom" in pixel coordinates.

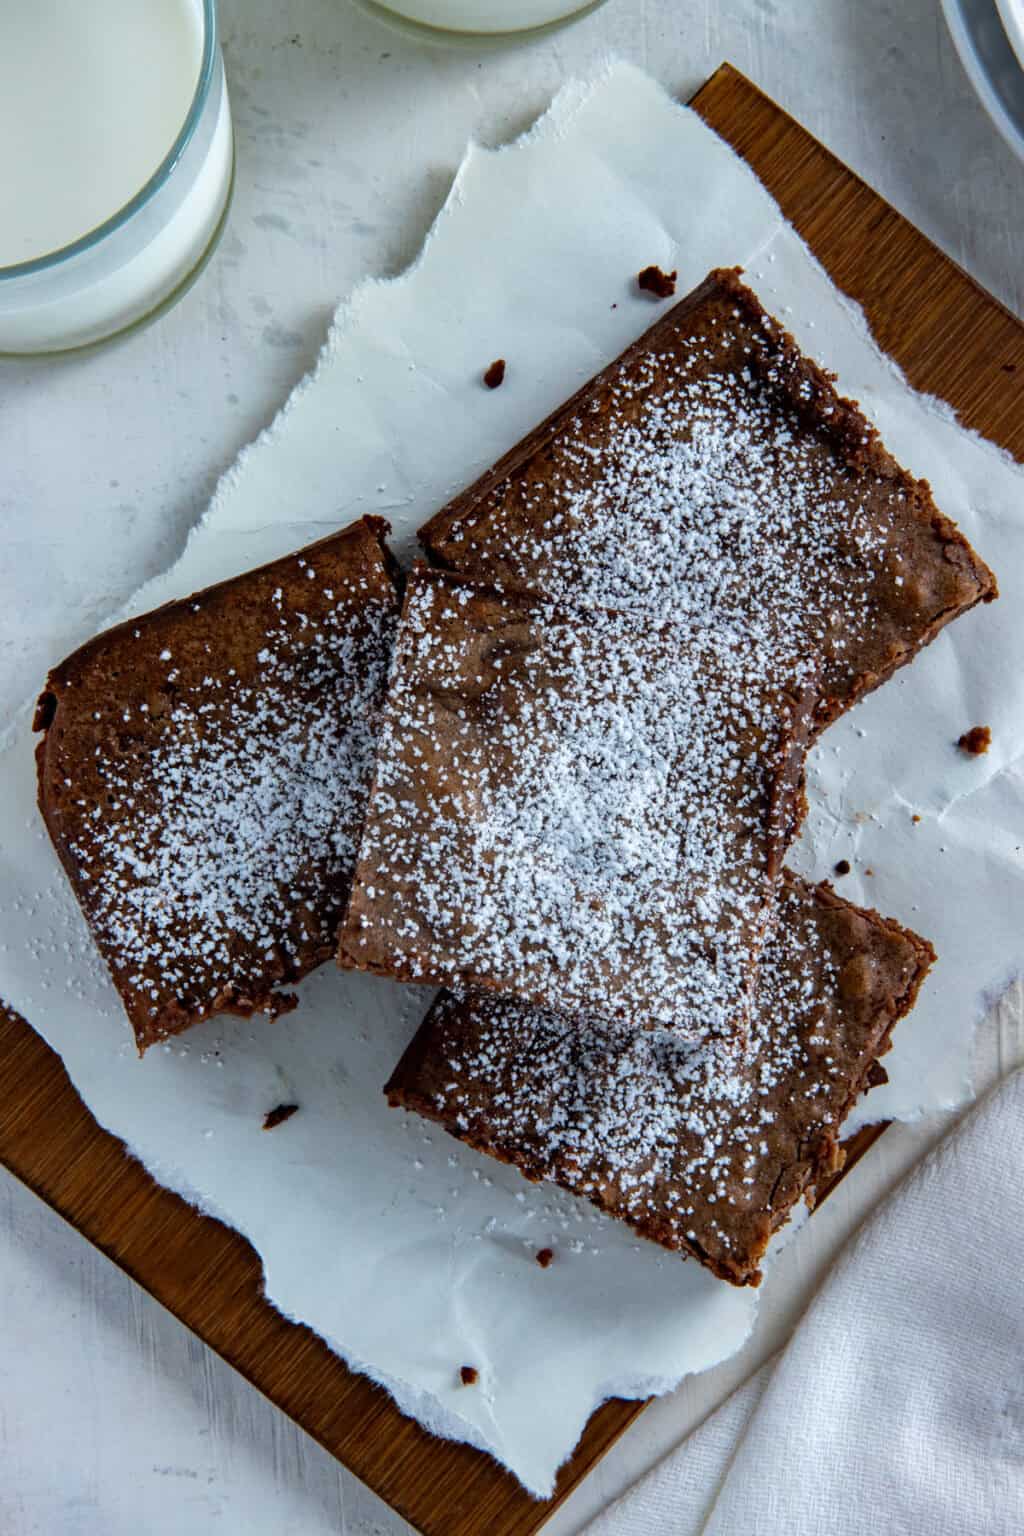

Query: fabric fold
[{"left": 588, "top": 1067, "right": 1024, "bottom": 1535}]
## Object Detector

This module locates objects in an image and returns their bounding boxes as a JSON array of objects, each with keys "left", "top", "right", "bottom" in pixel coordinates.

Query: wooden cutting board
[{"left": 2, "top": 61, "right": 1022, "bottom": 1536}]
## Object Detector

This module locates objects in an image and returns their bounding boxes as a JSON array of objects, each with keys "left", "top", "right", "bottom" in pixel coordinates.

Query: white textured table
[{"left": 2, "top": 2, "right": 1023, "bottom": 1532}]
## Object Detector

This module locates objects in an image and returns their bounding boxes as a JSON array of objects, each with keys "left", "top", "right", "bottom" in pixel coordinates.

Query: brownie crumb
[
  {"left": 610, "top": 302, "right": 618, "bottom": 310},
  {"left": 864, "top": 868, "right": 875, "bottom": 877},
  {"left": 833, "top": 859, "right": 851, "bottom": 877},
  {"left": 262, "top": 1103, "right": 299, "bottom": 1131},
  {"left": 912, "top": 814, "right": 921, "bottom": 824},
  {"left": 865, "top": 1060, "right": 889, "bottom": 1089},
  {"left": 637, "top": 264, "right": 677, "bottom": 298},
  {"left": 460, "top": 1365, "right": 478, "bottom": 1386},
  {"left": 34, "top": 690, "right": 57, "bottom": 732},
  {"left": 958, "top": 725, "right": 991, "bottom": 756},
  {"left": 535, "top": 1247, "right": 554, "bottom": 1269},
  {"left": 483, "top": 359, "right": 506, "bottom": 390}
]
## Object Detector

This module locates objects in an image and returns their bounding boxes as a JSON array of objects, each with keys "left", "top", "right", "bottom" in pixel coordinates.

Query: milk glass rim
[
  {"left": 0, "top": 0, "right": 218, "bottom": 282},
  {"left": 355, "top": 0, "right": 608, "bottom": 42}
]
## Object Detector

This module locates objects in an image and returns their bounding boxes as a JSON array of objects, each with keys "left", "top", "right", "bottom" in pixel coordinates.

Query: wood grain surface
[{"left": 2, "top": 61, "right": 1023, "bottom": 1536}]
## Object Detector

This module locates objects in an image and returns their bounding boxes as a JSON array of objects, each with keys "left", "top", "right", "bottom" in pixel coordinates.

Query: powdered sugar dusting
[
  {"left": 426, "top": 276, "right": 983, "bottom": 726},
  {"left": 53, "top": 547, "right": 398, "bottom": 1043},
  {"left": 342, "top": 569, "right": 812, "bottom": 1039},
  {"left": 403, "top": 878, "right": 921, "bottom": 1283}
]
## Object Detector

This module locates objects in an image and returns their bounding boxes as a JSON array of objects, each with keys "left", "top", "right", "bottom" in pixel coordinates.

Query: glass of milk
[
  {"left": 355, "top": 0, "right": 608, "bottom": 40},
  {"left": 0, "top": 0, "right": 234, "bottom": 355}
]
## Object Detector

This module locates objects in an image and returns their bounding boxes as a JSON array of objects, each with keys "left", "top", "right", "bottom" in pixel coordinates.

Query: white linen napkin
[{"left": 589, "top": 1067, "right": 1024, "bottom": 1535}]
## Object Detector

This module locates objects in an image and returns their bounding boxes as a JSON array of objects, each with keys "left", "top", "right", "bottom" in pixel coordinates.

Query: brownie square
[
  {"left": 338, "top": 565, "right": 815, "bottom": 1043},
  {"left": 420, "top": 268, "right": 996, "bottom": 733},
  {"left": 386, "top": 874, "right": 935, "bottom": 1286},
  {"left": 35, "top": 516, "right": 402, "bottom": 1052}
]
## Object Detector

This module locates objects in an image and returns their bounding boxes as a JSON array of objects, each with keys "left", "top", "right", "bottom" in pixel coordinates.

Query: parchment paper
[{"left": 2, "top": 63, "right": 1023, "bottom": 1494}]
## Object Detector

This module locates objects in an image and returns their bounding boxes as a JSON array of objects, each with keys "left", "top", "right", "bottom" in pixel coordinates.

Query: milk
[
  {"left": 0, "top": 0, "right": 202, "bottom": 266},
  {"left": 369, "top": 0, "right": 600, "bottom": 33},
  {"left": 0, "top": 0, "right": 233, "bottom": 352}
]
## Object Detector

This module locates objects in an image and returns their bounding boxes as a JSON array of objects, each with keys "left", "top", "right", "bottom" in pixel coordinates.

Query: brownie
[
  {"left": 386, "top": 874, "right": 935, "bottom": 1287},
  {"left": 35, "top": 517, "right": 402, "bottom": 1052},
  {"left": 420, "top": 268, "right": 997, "bottom": 733},
  {"left": 338, "top": 565, "right": 816, "bottom": 1043}
]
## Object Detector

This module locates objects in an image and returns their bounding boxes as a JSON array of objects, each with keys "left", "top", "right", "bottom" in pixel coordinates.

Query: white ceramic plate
[{"left": 942, "top": 0, "right": 1024, "bottom": 162}]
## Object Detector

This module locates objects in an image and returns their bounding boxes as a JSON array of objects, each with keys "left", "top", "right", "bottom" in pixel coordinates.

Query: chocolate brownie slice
[
  {"left": 338, "top": 565, "right": 816, "bottom": 1043},
  {"left": 35, "top": 517, "right": 401, "bottom": 1052},
  {"left": 386, "top": 875, "right": 935, "bottom": 1286},
  {"left": 420, "top": 268, "right": 996, "bottom": 733}
]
